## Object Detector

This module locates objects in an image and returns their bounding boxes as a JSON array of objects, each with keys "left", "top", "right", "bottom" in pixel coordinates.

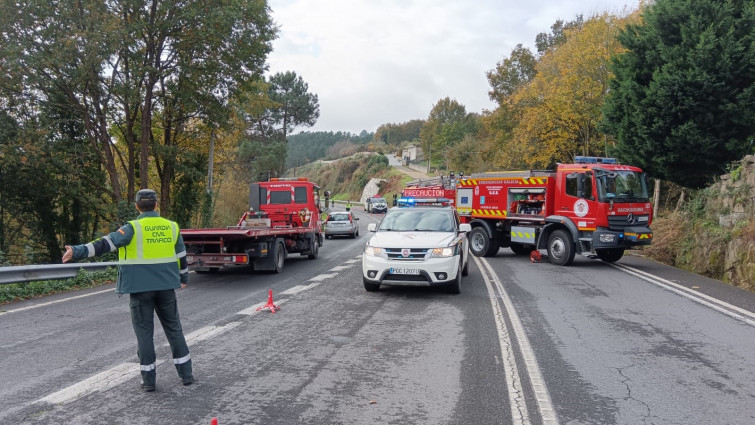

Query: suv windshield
[
  {"left": 378, "top": 209, "right": 454, "bottom": 232},
  {"left": 372, "top": 198, "right": 387, "bottom": 205},
  {"left": 595, "top": 170, "right": 649, "bottom": 203}
]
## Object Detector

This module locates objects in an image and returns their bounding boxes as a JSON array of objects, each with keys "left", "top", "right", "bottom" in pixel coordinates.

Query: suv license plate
[{"left": 391, "top": 268, "right": 420, "bottom": 275}]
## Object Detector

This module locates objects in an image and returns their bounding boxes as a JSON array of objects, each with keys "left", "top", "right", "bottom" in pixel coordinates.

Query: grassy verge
[{"left": 0, "top": 267, "right": 118, "bottom": 306}]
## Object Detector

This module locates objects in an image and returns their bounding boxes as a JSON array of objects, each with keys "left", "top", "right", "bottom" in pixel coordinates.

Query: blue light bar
[
  {"left": 574, "top": 156, "right": 617, "bottom": 164},
  {"left": 397, "top": 197, "right": 451, "bottom": 207}
]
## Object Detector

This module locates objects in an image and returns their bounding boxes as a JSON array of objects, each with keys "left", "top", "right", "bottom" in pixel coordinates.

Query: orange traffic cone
[{"left": 256, "top": 289, "right": 280, "bottom": 313}]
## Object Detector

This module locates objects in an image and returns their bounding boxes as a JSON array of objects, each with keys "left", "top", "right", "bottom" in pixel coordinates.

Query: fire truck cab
[{"left": 456, "top": 157, "right": 653, "bottom": 266}]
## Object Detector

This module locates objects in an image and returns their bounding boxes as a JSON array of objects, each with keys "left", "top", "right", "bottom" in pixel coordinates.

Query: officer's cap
[{"left": 135, "top": 189, "right": 158, "bottom": 202}]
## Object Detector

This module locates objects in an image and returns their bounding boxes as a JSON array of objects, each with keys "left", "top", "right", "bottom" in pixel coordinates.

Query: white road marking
[
  {"left": 612, "top": 263, "right": 755, "bottom": 327},
  {"left": 185, "top": 322, "right": 243, "bottom": 344},
  {"left": 37, "top": 362, "right": 144, "bottom": 405},
  {"left": 280, "top": 283, "right": 320, "bottom": 296},
  {"left": 474, "top": 256, "right": 531, "bottom": 425},
  {"left": 344, "top": 259, "right": 360, "bottom": 264},
  {"left": 32, "top": 261, "right": 340, "bottom": 407},
  {"left": 476, "top": 256, "right": 560, "bottom": 425},
  {"left": 329, "top": 265, "right": 350, "bottom": 271},
  {"left": 0, "top": 288, "right": 113, "bottom": 315},
  {"left": 308, "top": 273, "right": 337, "bottom": 281}
]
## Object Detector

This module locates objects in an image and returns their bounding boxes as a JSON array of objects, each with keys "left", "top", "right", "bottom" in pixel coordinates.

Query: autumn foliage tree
[{"left": 508, "top": 14, "right": 631, "bottom": 169}]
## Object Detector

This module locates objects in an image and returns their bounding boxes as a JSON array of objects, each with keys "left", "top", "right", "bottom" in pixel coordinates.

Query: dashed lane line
[
  {"left": 0, "top": 288, "right": 114, "bottom": 315},
  {"left": 33, "top": 272, "right": 337, "bottom": 407},
  {"left": 38, "top": 362, "right": 142, "bottom": 405}
]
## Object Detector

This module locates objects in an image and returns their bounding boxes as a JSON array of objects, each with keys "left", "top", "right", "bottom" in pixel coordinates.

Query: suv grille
[{"left": 385, "top": 248, "right": 430, "bottom": 260}]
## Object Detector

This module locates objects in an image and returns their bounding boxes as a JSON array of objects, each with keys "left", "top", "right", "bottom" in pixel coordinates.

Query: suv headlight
[
  {"left": 364, "top": 246, "right": 383, "bottom": 257},
  {"left": 432, "top": 246, "right": 455, "bottom": 257}
]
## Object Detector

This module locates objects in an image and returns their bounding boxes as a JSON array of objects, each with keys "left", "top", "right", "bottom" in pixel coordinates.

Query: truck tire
[
  {"left": 547, "top": 229, "right": 575, "bottom": 266},
  {"left": 596, "top": 248, "right": 624, "bottom": 263},
  {"left": 307, "top": 237, "right": 319, "bottom": 259},
  {"left": 484, "top": 238, "right": 500, "bottom": 257},
  {"left": 509, "top": 242, "right": 530, "bottom": 255},
  {"left": 273, "top": 242, "right": 286, "bottom": 273},
  {"left": 469, "top": 227, "right": 490, "bottom": 257}
]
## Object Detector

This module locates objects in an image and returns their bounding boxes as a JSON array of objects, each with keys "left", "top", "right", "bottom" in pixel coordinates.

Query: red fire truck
[
  {"left": 181, "top": 178, "right": 324, "bottom": 273},
  {"left": 455, "top": 157, "right": 653, "bottom": 265}
]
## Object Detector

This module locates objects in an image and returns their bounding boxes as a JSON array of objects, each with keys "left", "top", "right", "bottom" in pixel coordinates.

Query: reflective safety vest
[{"left": 116, "top": 216, "right": 181, "bottom": 294}]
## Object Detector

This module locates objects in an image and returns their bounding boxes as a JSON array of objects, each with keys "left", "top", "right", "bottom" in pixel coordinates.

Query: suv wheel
[
  {"left": 363, "top": 278, "right": 380, "bottom": 292},
  {"left": 447, "top": 261, "right": 462, "bottom": 294}
]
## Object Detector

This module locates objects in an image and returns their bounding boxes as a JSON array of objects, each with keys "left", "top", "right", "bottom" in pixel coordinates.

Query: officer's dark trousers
[{"left": 129, "top": 290, "right": 193, "bottom": 386}]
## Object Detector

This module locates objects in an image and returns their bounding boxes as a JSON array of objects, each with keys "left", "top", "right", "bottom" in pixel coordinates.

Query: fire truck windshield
[{"left": 595, "top": 170, "right": 649, "bottom": 203}]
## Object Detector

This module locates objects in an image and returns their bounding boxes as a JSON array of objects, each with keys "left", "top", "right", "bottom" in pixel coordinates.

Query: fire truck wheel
[
  {"left": 273, "top": 242, "right": 286, "bottom": 273},
  {"left": 484, "top": 239, "right": 500, "bottom": 257},
  {"left": 307, "top": 237, "right": 319, "bottom": 259},
  {"left": 363, "top": 278, "right": 380, "bottom": 292},
  {"left": 547, "top": 229, "right": 575, "bottom": 266},
  {"left": 509, "top": 243, "right": 530, "bottom": 255},
  {"left": 596, "top": 248, "right": 624, "bottom": 263},
  {"left": 469, "top": 227, "right": 491, "bottom": 257}
]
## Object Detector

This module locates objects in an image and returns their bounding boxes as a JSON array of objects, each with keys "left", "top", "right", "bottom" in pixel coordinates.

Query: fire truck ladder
[{"left": 406, "top": 176, "right": 455, "bottom": 188}]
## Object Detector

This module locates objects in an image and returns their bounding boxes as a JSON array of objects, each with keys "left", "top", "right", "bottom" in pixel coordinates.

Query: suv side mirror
[{"left": 459, "top": 223, "right": 472, "bottom": 233}]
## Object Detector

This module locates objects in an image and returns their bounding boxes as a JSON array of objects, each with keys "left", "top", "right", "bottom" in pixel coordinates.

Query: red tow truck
[
  {"left": 181, "top": 178, "right": 324, "bottom": 273},
  {"left": 454, "top": 157, "right": 653, "bottom": 265}
]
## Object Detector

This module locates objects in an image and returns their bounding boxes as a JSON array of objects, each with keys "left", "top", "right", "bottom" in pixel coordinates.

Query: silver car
[{"left": 324, "top": 211, "right": 359, "bottom": 239}]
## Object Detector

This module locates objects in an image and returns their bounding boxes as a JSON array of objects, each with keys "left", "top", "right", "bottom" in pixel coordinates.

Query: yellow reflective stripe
[
  {"left": 120, "top": 258, "right": 180, "bottom": 265},
  {"left": 511, "top": 231, "right": 535, "bottom": 238}
]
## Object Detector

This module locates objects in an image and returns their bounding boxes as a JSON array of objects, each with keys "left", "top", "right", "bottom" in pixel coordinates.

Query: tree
[
  {"left": 510, "top": 14, "right": 629, "bottom": 169},
  {"left": 486, "top": 44, "right": 537, "bottom": 105},
  {"left": 374, "top": 119, "right": 424, "bottom": 145},
  {"left": 0, "top": 0, "right": 277, "bottom": 206},
  {"left": 420, "top": 98, "right": 477, "bottom": 169},
  {"left": 535, "top": 16, "right": 585, "bottom": 55},
  {"left": 602, "top": 0, "right": 755, "bottom": 189},
  {"left": 267, "top": 71, "right": 320, "bottom": 142}
]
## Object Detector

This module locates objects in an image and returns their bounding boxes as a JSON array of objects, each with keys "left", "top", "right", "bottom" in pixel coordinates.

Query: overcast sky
[{"left": 266, "top": 0, "right": 639, "bottom": 135}]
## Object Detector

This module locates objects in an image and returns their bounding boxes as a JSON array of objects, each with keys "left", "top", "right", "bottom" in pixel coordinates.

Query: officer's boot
[{"left": 140, "top": 363, "right": 156, "bottom": 392}]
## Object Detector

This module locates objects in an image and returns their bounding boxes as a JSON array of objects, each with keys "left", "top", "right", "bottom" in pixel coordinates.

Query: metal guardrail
[{"left": 0, "top": 262, "right": 118, "bottom": 285}]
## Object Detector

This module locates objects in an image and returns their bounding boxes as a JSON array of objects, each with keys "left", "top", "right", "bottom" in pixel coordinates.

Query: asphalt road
[{"left": 1, "top": 208, "right": 754, "bottom": 425}]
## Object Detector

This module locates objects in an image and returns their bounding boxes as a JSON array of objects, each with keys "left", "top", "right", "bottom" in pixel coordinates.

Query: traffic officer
[{"left": 62, "top": 189, "right": 194, "bottom": 392}]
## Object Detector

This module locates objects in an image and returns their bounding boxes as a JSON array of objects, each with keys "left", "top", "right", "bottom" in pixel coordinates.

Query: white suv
[{"left": 362, "top": 204, "right": 471, "bottom": 293}]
